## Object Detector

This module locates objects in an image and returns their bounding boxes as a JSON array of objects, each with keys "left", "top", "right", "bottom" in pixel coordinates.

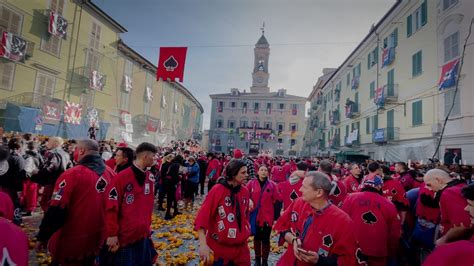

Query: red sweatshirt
[
  {"left": 343, "top": 174, "right": 361, "bottom": 194},
  {"left": 271, "top": 165, "right": 286, "bottom": 183},
  {"left": 439, "top": 181, "right": 471, "bottom": 235},
  {"left": 48, "top": 164, "right": 115, "bottom": 261},
  {"left": 422, "top": 240, "right": 474, "bottom": 266},
  {"left": 382, "top": 178, "right": 409, "bottom": 211},
  {"left": 274, "top": 199, "right": 359, "bottom": 266},
  {"left": 342, "top": 191, "right": 401, "bottom": 257},
  {"left": 247, "top": 179, "right": 280, "bottom": 226},
  {"left": 206, "top": 158, "right": 220, "bottom": 181},
  {"left": 106, "top": 164, "right": 155, "bottom": 246},
  {"left": 194, "top": 182, "right": 250, "bottom": 246},
  {"left": 278, "top": 178, "right": 303, "bottom": 211},
  {"left": 0, "top": 217, "right": 28, "bottom": 266}
]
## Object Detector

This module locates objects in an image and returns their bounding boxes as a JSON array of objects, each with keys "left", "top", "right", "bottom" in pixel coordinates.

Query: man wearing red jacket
[
  {"left": 422, "top": 183, "right": 474, "bottom": 266},
  {"left": 278, "top": 161, "right": 308, "bottom": 211},
  {"left": 274, "top": 171, "right": 359, "bottom": 266},
  {"left": 341, "top": 175, "right": 401, "bottom": 266},
  {"left": 36, "top": 140, "right": 116, "bottom": 265},
  {"left": 206, "top": 152, "right": 220, "bottom": 192},
  {"left": 424, "top": 168, "right": 471, "bottom": 245},
  {"left": 104, "top": 142, "right": 158, "bottom": 265},
  {"left": 343, "top": 163, "right": 362, "bottom": 193}
]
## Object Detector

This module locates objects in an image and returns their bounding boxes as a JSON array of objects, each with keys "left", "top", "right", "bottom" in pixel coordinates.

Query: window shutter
[
  {"left": 383, "top": 37, "right": 388, "bottom": 48},
  {"left": 367, "top": 53, "right": 371, "bottom": 69},
  {"left": 387, "top": 110, "right": 394, "bottom": 128},
  {"left": 418, "top": 51, "right": 422, "bottom": 74},
  {"left": 407, "top": 15, "right": 412, "bottom": 37},
  {"left": 412, "top": 53, "right": 417, "bottom": 76},
  {"left": 393, "top": 28, "right": 398, "bottom": 47},
  {"left": 421, "top": 0, "right": 427, "bottom": 26},
  {"left": 366, "top": 117, "right": 370, "bottom": 134},
  {"left": 374, "top": 48, "right": 378, "bottom": 63},
  {"left": 0, "top": 63, "right": 14, "bottom": 90},
  {"left": 373, "top": 115, "right": 378, "bottom": 130},
  {"left": 355, "top": 92, "right": 359, "bottom": 104}
]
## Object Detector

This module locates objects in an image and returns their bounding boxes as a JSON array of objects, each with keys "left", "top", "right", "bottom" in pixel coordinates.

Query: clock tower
[{"left": 251, "top": 24, "right": 270, "bottom": 93}]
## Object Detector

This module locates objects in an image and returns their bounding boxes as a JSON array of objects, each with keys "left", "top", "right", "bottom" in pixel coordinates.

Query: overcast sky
[{"left": 95, "top": 0, "right": 395, "bottom": 130}]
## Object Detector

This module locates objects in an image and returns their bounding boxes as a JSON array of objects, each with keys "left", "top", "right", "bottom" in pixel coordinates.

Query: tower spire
[{"left": 260, "top": 22, "right": 265, "bottom": 35}]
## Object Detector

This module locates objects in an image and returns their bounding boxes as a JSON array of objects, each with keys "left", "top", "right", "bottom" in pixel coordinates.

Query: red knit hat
[{"left": 233, "top": 148, "right": 243, "bottom": 159}]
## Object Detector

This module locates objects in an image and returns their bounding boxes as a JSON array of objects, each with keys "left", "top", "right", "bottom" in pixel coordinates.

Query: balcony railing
[
  {"left": 344, "top": 135, "right": 360, "bottom": 147},
  {"left": 372, "top": 127, "right": 400, "bottom": 143},
  {"left": 330, "top": 110, "right": 340, "bottom": 125},
  {"left": 351, "top": 76, "right": 360, "bottom": 90},
  {"left": 383, "top": 84, "right": 399, "bottom": 103}
]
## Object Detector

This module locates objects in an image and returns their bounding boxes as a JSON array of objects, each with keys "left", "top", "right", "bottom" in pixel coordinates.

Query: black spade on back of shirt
[
  {"left": 356, "top": 248, "right": 368, "bottom": 263},
  {"left": 323, "top": 235, "right": 333, "bottom": 247},
  {"left": 96, "top": 176, "right": 107, "bottom": 193},
  {"left": 109, "top": 187, "right": 118, "bottom": 200},
  {"left": 164, "top": 56, "right": 178, "bottom": 71},
  {"left": 290, "top": 190, "right": 298, "bottom": 200},
  {"left": 333, "top": 184, "right": 341, "bottom": 196},
  {"left": 362, "top": 211, "right": 377, "bottom": 224}
]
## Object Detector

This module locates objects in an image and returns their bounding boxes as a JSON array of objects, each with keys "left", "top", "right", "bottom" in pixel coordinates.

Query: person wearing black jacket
[
  {"left": 22, "top": 141, "right": 44, "bottom": 216},
  {"left": 0, "top": 138, "right": 26, "bottom": 225},
  {"left": 32, "top": 137, "right": 71, "bottom": 212},
  {"left": 163, "top": 155, "right": 183, "bottom": 220},
  {"left": 197, "top": 155, "right": 208, "bottom": 195}
]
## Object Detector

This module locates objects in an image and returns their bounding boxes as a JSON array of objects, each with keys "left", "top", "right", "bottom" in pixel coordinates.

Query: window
[
  {"left": 277, "top": 123, "right": 284, "bottom": 132},
  {"left": 120, "top": 59, "right": 132, "bottom": 110},
  {"left": 383, "top": 28, "right": 398, "bottom": 48},
  {"left": 369, "top": 81, "right": 375, "bottom": 99},
  {"left": 254, "top": 102, "right": 259, "bottom": 113},
  {"left": 41, "top": 0, "right": 65, "bottom": 56},
  {"left": 407, "top": 1, "right": 427, "bottom": 37},
  {"left": 366, "top": 117, "right": 371, "bottom": 134},
  {"left": 80, "top": 90, "right": 95, "bottom": 109},
  {"left": 266, "top": 103, "right": 272, "bottom": 109},
  {"left": 412, "top": 51, "right": 423, "bottom": 77},
  {"left": 216, "top": 119, "right": 223, "bottom": 128},
  {"left": 412, "top": 100, "right": 423, "bottom": 126},
  {"left": 367, "top": 47, "right": 378, "bottom": 69},
  {"left": 242, "top": 102, "right": 248, "bottom": 109},
  {"left": 240, "top": 120, "right": 248, "bottom": 128},
  {"left": 0, "top": 6, "right": 22, "bottom": 90},
  {"left": 34, "top": 72, "right": 55, "bottom": 100},
  {"left": 352, "top": 63, "right": 361, "bottom": 77},
  {"left": 444, "top": 32, "right": 459, "bottom": 62},
  {"left": 217, "top": 101, "right": 224, "bottom": 112},
  {"left": 279, "top": 103, "right": 285, "bottom": 110},
  {"left": 372, "top": 115, "right": 378, "bottom": 131},
  {"left": 444, "top": 89, "right": 461, "bottom": 117},
  {"left": 90, "top": 22, "right": 101, "bottom": 50},
  {"left": 264, "top": 122, "right": 272, "bottom": 129},
  {"left": 443, "top": 0, "right": 458, "bottom": 10},
  {"left": 231, "top": 102, "right": 236, "bottom": 108},
  {"left": 86, "top": 49, "right": 101, "bottom": 71},
  {"left": 345, "top": 125, "right": 349, "bottom": 138},
  {"left": 290, "top": 123, "right": 297, "bottom": 131},
  {"left": 228, "top": 120, "right": 235, "bottom": 129},
  {"left": 290, "top": 139, "right": 296, "bottom": 146},
  {"left": 346, "top": 73, "right": 350, "bottom": 87}
]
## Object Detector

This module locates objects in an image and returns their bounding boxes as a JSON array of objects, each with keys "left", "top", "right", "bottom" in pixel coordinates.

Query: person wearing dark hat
[{"left": 341, "top": 175, "right": 401, "bottom": 266}]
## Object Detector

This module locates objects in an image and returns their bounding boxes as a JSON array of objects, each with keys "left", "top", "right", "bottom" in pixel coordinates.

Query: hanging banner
[
  {"left": 0, "top": 31, "right": 27, "bottom": 62},
  {"left": 120, "top": 110, "right": 131, "bottom": 125},
  {"left": 146, "top": 117, "right": 159, "bottom": 132},
  {"left": 156, "top": 47, "right": 188, "bottom": 82},
  {"left": 123, "top": 75, "right": 132, "bottom": 92},
  {"left": 64, "top": 101, "right": 82, "bottom": 125},
  {"left": 439, "top": 59, "right": 460, "bottom": 90},
  {"left": 48, "top": 11, "right": 68, "bottom": 39},
  {"left": 374, "top": 87, "right": 384, "bottom": 107},
  {"left": 121, "top": 131, "right": 132, "bottom": 143},
  {"left": 89, "top": 70, "right": 105, "bottom": 91},
  {"left": 42, "top": 102, "right": 61, "bottom": 124},
  {"left": 87, "top": 108, "right": 99, "bottom": 127},
  {"left": 125, "top": 123, "right": 133, "bottom": 133},
  {"left": 161, "top": 95, "right": 167, "bottom": 108},
  {"left": 146, "top": 87, "right": 153, "bottom": 102},
  {"left": 382, "top": 47, "right": 395, "bottom": 68}
]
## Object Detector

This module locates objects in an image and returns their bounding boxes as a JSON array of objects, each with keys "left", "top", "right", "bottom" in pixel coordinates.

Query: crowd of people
[{"left": 0, "top": 127, "right": 473, "bottom": 266}]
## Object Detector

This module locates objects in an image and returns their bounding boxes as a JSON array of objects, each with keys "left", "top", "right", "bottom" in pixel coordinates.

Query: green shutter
[
  {"left": 418, "top": 51, "right": 422, "bottom": 74},
  {"left": 393, "top": 28, "right": 398, "bottom": 47},
  {"left": 357, "top": 63, "right": 361, "bottom": 76},
  {"left": 412, "top": 100, "right": 423, "bottom": 126},
  {"left": 387, "top": 110, "right": 394, "bottom": 128},
  {"left": 407, "top": 15, "right": 412, "bottom": 37},
  {"left": 421, "top": 0, "right": 427, "bottom": 26},
  {"left": 387, "top": 69, "right": 394, "bottom": 96},
  {"left": 370, "top": 82, "right": 375, "bottom": 99},
  {"left": 412, "top": 53, "right": 417, "bottom": 76},
  {"left": 366, "top": 117, "right": 370, "bottom": 134},
  {"left": 367, "top": 53, "right": 371, "bottom": 69},
  {"left": 374, "top": 48, "right": 378, "bottom": 63},
  {"left": 345, "top": 125, "right": 349, "bottom": 137},
  {"left": 355, "top": 92, "right": 359, "bottom": 104},
  {"left": 383, "top": 37, "right": 388, "bottom": 48},
  {"left": 373, "top": 115, "right": 378, "bottom": 130}
]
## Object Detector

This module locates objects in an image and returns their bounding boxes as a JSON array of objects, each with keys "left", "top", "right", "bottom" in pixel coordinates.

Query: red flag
[
  {"left": 156, "top": 47, "right": 187, "bottom": 82},
  {"left": 146, "top": 118, "right": 159, "bottom": 132}
]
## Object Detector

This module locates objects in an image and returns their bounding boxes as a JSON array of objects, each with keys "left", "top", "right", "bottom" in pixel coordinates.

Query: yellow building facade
[{"left": 0, "top": 0, "right": 203, "bottom": 144}]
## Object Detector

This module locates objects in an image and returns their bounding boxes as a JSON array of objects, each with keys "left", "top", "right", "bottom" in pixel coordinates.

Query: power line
[
  {"left": 126, "top": 41, "right": 360, "bottom": 49},
  {"left": 431, "top": 18, "right": 474, "bottom": 161}
]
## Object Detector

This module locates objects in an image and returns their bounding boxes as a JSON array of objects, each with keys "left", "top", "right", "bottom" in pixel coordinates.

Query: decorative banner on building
[
  {"left": 374, "top": 87, "right": 384, "bottom": 107},
  {"left": 0, "top": 31, "right": 27, "bottom": 62},
  {"left": 292, "top": 108, "right": 297, "bottom": 115},
  {"left": 125, "top": 123, "right": 133, "bottom": 133},
  {"left": 160, "top": 120, "right": 165, "bottom": 132},
  {"left": 64, "top": 101, "right": 82, "bottom": 125},
  {"left": 87, "top": 108, "right": 99, "bottom": 127},
  {"left": 123, "top": 75, "right": 132, "bottom": 92},
  {"left": 146, "top": 87, "right": 153, "bottom": 102},
  {"left": 120, "top": 110, "right": 131, "bottom": 125},
  {"left": 246, "top": 131, "right": 254, "bottom": 141},
  {"left": 146, "top": 117, "right": 159, "bottom": 132},
  {"left": 121, "top": 131, "right": 132, "bottom": 143},
  {"left": 42, "top": 102, "right": 61, "bottom": 124},
  {"left": 89, "top": 70, "right": 105, "bottom": 91},
  {"left": 373, "top": 128, "right": 385, "bottom": 143},
  {"left": 48, "top": 11, "right": 68, "bottom": 39},
  {"left": 439, "top": 59, "right": 460, "bottom": 90},
  {"left": 382, "top": 47, "right": 395, "bottom": 68},
  {"left": 156, "top": 47, "right": 188, "bottom": 82},
  {"left": 347, "top": 129, "right": 359, "bottom": 144},
  {"left": 161, "top": 95, "right": 167, "bottom": 108}
]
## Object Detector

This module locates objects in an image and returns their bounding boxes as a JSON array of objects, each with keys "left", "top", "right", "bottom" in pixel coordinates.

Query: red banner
[
  {"left": 146, "top": 117, "right": 159, "bottom": 132},
  {"left": 42, "top": 102, "right": 61, "bottom": 124},
  {"left": 0, "top": 31, "right": 27, "bottom": 62},
  {"left": 156, "top": 47, "right": 187, "bottom": 82}
]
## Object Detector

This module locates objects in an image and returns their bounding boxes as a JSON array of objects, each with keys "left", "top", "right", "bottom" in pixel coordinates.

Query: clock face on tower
[{"left": 256, "top": 77, "right": 264, "bottom": 83}]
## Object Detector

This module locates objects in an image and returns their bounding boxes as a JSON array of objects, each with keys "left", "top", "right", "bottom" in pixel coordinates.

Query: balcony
[
  {"left": 351, "top": 76, "right": 360, "bottom": 90},
  {"left": 372, "top": 127, "right": 400, "bottom": 143},
  {"left": 384, "top": 84, "right": 398, "bottom": 102},
  {"left": 330, "top": 135, "right": 340, "bottom": 149},
  {"left": 335, "top": 90, "right": 341, "bottom": 102},
  {"left": 73, "top": 66, "right": 107, "bottom": 91},
  {"left": 345, "top": 102, "right": 360, "bottom": 119}
]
